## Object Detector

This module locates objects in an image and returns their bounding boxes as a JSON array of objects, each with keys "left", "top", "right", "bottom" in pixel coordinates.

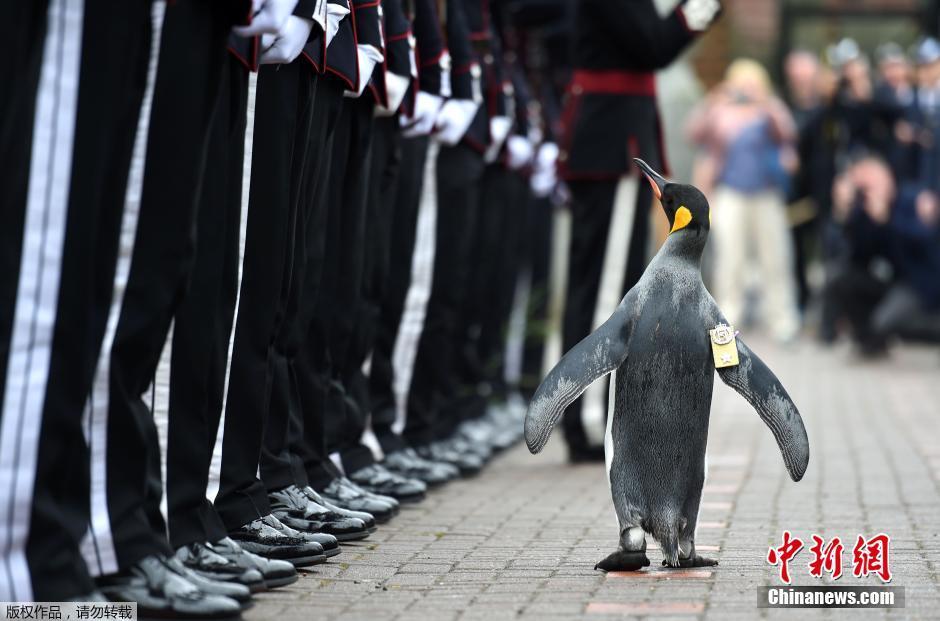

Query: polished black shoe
[
  {"left": 208, "top": 537, "right": 297, "bottom": 590},
  {"left": 269, "top": 485, "right": 370, "bottom": 542},
  {"left": 416, "top": 442, "right": 483, "bottom": 476},
  {"left": 175, "top": 542, "right": 264, "bottom": 594},
  {"left": 302, "top": 485, "right": 377, "bottom": 533},
  {"left": 262, "top": 512, "right": 341, "bottom": 558},
  {"left": 97, "top": 554, "right": 242, "bottom": 620},
  {"left": 263, "top": 513, "right": 342, "bottom": 559},
  {"left": 228, "top": 515, "right": 326, "bottom": 568},
  {"left": 446, "top": 434, "right": 492, "bottom": 462},
  {"left": 165, "top": 557, "right": 252, "bottom": 608},
  {"left": 347, "top": 464, "right": 427, "bottom": 503},
  {"left": 382, "top": 448, "right": 458, "bottom": 487},
  {"left": 318, "top": 477, "right": 398, "bottom": 523},
  {"left": 341, "top": 477, "right": 401, "bottom": 509}
]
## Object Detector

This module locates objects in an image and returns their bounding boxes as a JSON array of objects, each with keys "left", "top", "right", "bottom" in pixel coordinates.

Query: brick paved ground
[{"left": 244, "top": 338, "right": 940, "bottom": 620}]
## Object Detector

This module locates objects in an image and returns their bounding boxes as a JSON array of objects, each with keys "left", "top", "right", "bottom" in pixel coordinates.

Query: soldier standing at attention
[{"left": 556, "top": 0, "right": 721, "bottom": 462}]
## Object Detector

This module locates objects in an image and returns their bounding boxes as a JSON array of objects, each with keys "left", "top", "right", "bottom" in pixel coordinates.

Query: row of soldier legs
[{"left": 0, "top": 0, "right": 554, "bottom": 609}]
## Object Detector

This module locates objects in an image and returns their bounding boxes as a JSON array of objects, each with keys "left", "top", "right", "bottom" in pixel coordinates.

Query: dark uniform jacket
[
  {"left": 456, "top": 0, "right": 496, "bottom": 153},
  {"left": 413, "top": 0, "right": 448, "bottom": 95},
  {"left": 371, "top": 0, "right": 415, "bottom": 111},
  {"left": 558, "top": 0, "right": 703, "bottom": 180},
  {"left": 227, "top": 2, "right": 259, "bottom": 71},
  {"left": 324, "top": 0, "right": 359, "bottom": 90}
]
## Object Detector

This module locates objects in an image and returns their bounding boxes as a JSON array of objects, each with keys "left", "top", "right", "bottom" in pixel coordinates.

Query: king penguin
[{"left": 525, "top": 159, "right": 809, "bottom": 571}]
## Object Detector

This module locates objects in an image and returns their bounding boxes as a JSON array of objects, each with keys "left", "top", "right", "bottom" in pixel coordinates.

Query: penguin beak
[{"left": 633, "top": 158, "right": 666, "bottom": 201}]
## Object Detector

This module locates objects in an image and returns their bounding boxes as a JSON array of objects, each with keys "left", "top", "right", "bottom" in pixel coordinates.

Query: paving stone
[{"left": 244, "top": 340, "right": 940, "bottom": 620}]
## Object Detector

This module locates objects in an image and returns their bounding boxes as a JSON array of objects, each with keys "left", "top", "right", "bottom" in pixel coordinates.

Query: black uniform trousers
[
  {"left": 314, "top": 97, "right": 378, "bottom": 473},
  {"left": 480, "top": 171, "right": 530, "bottom": 398},
  {"left": 261, "top": 78, "right": 348, "bottom": 492},
  {"left": 290, "top": 95, "right": 376, "bottom": 487},
  {"left": 98, "top": 0, "right": 234, "bottom": 571},
  {"left": 215, "top": 61, "right": 315, "bottom": 531},
  {"left": 519, "top": 195, "right": 554, "bottom": 398},
  {"left": 259, "top": 75, "right": 344, "bottom": 493},
  {"left": 458, "top": 165, "right": 528, "bottom": 410},
  {"left": 369, "top": 135, "right": 432, "bottom": 454},
  {"left": 561, "top": 177, "right": 652, "bottom": 452},
  {"left": 333, "top": 114, "right": 404, "bottom": 472},
  {"left": 165, "top": 55, "right": 250, "bottom": 550},
  {"left": 404, "top": 143, "right": 485, "bottom": 446},
  {"left": 0, "top": 0, "right": 152, "bottom": 600}
]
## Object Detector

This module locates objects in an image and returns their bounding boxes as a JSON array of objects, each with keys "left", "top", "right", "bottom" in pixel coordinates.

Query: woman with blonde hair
[{"left": 687, "top": 58, "right": 801, "bottom": 342}]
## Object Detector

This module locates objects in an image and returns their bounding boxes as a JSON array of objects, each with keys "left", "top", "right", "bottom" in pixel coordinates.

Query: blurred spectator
[
  {"left": 791, "top": 39, "right": 904, "bottom": 341},
  {"left": 784, "top": 50, "right": 822, "bottom": 130},
  {"left": 783, "top": 50, "right": 822, "bottom": 313},
  {"left": 825, "top": 156, "right": 940, "bottom": 355},
  {"left": 898, "top": 37, "right": 940, "bottom": 191},
  {"left": 875, "top": 42, "right": 917, "bottom": 181},
  {"left": 687, "top": 59, "right": 801, "bottom": 342},
  {"left": 875, "top": 42, "right": 913, "bottom": 106}
]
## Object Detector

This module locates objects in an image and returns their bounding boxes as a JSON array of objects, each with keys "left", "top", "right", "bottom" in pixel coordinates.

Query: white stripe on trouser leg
[
  {"left": 581, "top": 176, "right": 638, "bottom": 447},
  {"left": 390, "top": 140, "right": 439, "bottom": 434},
  {"left": 502, "top": 268, "right": 530, "bottom": 387},
  {"left": 153, "top": 323, "right": 172, "bottom": 523},
  {"left": 78, "top": 1, "right": 166, "bottom": 578},
  {"left": 541, "top": 207, "right": 571, "bottom": 374},
  {"left": 0, "top": 0, "right": 84, "bottom": 601},
  {"left": 207, "top": 71, "right": 258, "bottom": 503}
]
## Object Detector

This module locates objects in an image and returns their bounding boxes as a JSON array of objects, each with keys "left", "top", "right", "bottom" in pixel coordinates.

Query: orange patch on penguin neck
[{"left": 670, "top": 206, "right": 692, "bottom": 233}]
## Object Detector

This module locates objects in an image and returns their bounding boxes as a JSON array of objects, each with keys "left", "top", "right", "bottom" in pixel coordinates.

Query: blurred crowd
[{"left": 687, "top": 36, "right": 940, "bottom": 355}]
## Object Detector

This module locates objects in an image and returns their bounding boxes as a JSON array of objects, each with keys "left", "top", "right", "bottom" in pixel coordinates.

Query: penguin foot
[
  {"left": 661, "top": 555, "right": 718, "bottom": 568},
  {"left": 594, "top": 550, "right": 651, "bottom": 572}
]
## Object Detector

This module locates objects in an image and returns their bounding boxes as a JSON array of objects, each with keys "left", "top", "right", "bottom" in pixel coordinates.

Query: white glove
[
  {"left": 376, "top": 71, "right": 412, "bottom": 117},
  {"left": 680, "top": 0, "right": 720, "bottom": 31},
  {"left": 259, "top": 16, "right": 314, "bottom": 64},
  {"left": 434, "top": 99, "right": 480, "bottom": 146},
  {"left": 400, "top": 91, "right": 444, "bottom": 137},
  {"left": 506, "top": 135, "right": 534, "bottom": 170},
  {"left": 530, "top": 142, "right": 558, "bottom": 197},
  {"left": 483, "top": 115, "right": 512, "bottom": 163},
  {"left": 325, "top": 1, "right": 350, "bottom": 47},
  {"left": 345, "top": 44, "right": 384, "bottom": 97},
  {"left": 234, "top": 0, "right": 299, "bottom": 37}
]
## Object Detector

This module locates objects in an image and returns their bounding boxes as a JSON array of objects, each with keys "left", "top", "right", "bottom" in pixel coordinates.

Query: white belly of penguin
[
  {"left": 604, "top": 369, "right": 616, "bottom": 491},
  {"left": 604, "top": 369, "right": 620, "bottom": 529}
]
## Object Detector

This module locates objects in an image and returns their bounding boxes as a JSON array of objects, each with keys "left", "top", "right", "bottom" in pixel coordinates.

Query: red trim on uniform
[
  {"left": 468, "top": 31, "right": 489, "bottom": 41},
  {"left": 372, "top": 14, "right": 389, "bottom": 107},
  {"left": 353, "top": 0, "right": 381, "bottom": 7},
  {"left": 349, "top": 4, "right": 361, "bottom": 91},
  {"left": 676, "top": 5, "right": 693, "bottom": 34},
  {"left": 453, "top": 62, "right": 476, "bottom": 75},
  {"left": 301, "top": 51, "right": 322, "bottom": 73},
  {"left": 462, "top": 135, "right": 487, "bottom": 154},
  {"left": 388, "top": 31, "right": 410, "bottom": 42},
  {"left": 570, "top": 69, "right": 656, "bottom": 96},
  {"left": 420, "top": 49, "right": 447, "bottom": 67},
  {"left": 326, "top": 67, "right": 357, "bottom": 90},
  {"left": 227, "top": 46, "right": 252, "bottom": 71}
]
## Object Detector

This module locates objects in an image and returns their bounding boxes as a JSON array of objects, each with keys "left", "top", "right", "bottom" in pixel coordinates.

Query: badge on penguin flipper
[{"left": 709, "top": 323, "right": 739, "bottom": 369}]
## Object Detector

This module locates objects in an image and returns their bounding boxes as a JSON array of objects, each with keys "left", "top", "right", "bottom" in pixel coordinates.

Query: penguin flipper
[
  {"left": 524, "top": 304, "right": 632, "bottom": 454},
  {"left": 716, "top": 339, "right": 809, "bottom": 481}
]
